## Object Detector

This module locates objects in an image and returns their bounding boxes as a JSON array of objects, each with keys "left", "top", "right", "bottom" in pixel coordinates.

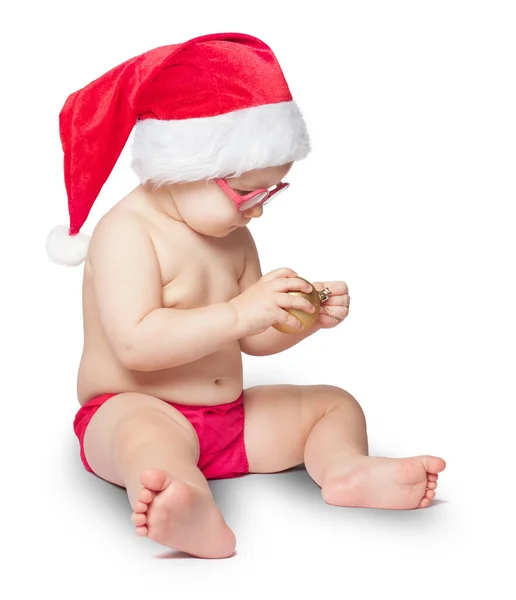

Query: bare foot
[
  {"left": 322, "top": 455, "right": 446, "bottom": 510},
  {"left": 130, "top": 469, "right": 236, "bottom": 558}
]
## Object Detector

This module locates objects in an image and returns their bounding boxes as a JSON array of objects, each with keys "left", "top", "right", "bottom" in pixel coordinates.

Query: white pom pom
[{"left": 46, "top": 225, "right": 91, "bottom": 266}]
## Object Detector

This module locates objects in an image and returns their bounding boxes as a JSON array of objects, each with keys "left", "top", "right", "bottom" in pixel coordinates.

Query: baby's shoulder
[
  {"left": 87, "top": 199, "right": 154, "bottom": 267},
  {"left": 91, "top": 204, "right": 146, "bottom": 240}
]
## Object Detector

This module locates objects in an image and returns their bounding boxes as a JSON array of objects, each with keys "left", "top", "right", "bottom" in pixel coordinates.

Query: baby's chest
[{"left": 159, "top": 241, "right": 244, "bottom": 309}]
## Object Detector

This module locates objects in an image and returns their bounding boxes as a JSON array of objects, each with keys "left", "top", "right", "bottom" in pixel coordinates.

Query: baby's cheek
[
  {"left": 191, "top": 210, "right": 235, "bottom": 235},
  {"left": 205, "top": 204, "right": 236, "bottom": 227}
]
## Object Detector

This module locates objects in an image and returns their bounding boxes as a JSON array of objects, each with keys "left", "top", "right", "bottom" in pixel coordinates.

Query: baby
[{"left": 47, "top": 32, "right": 446, "bottom": 559}]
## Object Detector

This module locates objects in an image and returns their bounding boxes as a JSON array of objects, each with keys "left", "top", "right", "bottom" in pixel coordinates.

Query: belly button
[{"left": 215, "top": 378, "right": 222, "bottom": 385}]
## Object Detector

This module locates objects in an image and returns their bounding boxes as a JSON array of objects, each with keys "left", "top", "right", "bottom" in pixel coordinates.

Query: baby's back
[{"left": 77, "top": 186, "right": 247, "bottom": 406}]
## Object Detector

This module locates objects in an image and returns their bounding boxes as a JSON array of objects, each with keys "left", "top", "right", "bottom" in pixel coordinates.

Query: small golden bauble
[{"left": 273, "top": 277, "right": 329, "bottom": 334}]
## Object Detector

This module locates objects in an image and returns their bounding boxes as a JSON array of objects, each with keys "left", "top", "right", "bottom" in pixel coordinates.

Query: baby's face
[{"left": 172, "top": 163, "right": 293, "bottom": 237}]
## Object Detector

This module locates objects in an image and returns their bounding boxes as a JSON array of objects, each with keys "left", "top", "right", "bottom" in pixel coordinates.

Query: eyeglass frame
[{"left": 214, "top": 178, "right": 290, "bottom": 212}]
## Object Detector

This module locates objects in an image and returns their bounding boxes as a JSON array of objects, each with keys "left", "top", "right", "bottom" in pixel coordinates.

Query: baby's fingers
[
  {"left": 273, "top": 277, "right": 313, "bottom": 294},
  {"left": 274, "top": 308, "right": 304, "bottom": 331},
  {"left": 276, "top": 293, "right": 316, "bottom": 313},
  {"left": 319, "top": 304, "right": 349, "bottom": 324},
  {"left": 324, "top": 293, "right": 351, "bottom": 308},
  {"left": 261, "top": 268, "right": 298, "bottom": 282}
]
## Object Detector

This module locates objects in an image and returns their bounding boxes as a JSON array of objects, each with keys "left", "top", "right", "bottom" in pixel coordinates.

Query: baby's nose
[{"left": 244, "top": 204, "right": 264, "bottom": 219}]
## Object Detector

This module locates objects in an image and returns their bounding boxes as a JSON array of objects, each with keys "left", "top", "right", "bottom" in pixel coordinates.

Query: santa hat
[{"left": 46, "top": 32, "right": 310, "bottom": 266}]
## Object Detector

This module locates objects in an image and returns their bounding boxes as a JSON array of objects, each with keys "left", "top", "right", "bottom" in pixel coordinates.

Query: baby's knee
[
  {"left": 96, "top": 394, "right": 180, "bottom": 449},
  {"left": 311, "top": 385, "right": 364, "bottom": 415}
]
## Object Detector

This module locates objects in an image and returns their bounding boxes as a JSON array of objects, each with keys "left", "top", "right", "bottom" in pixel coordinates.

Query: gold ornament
[{"left": 273, "top": 278, "right": 332, "bottom": 334}]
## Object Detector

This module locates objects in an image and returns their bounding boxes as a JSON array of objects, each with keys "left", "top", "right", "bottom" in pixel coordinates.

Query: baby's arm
[
  {"left": 88, "top": 212, "right": 243, "bottom": 371},
  {"left": 237, "top": 229, "right": 321, "bottom": 356}
]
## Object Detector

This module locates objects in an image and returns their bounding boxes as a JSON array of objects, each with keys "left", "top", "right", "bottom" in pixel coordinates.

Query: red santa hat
[{"left": 46, "top": 32, "right": 310, "bottom": 266}]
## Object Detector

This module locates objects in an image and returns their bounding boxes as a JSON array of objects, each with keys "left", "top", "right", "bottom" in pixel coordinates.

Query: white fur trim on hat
[
  {"left": 131, "top": 100, "right": 310, "bottom": 184},
  {"left": 46, "top": 225, "right": 91, "bottom": 266}
]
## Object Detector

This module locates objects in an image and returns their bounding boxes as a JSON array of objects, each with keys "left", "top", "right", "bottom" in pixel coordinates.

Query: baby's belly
[{"left": 77, "top": 341, "right": 244, "bottom": 406}]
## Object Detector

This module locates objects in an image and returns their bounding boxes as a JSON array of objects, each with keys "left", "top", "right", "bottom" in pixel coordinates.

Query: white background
[{"left": 2, "top": 1, "right": 515, "bottom": 598}]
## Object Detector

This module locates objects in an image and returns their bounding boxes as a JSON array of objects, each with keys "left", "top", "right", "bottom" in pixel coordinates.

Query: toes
[
  {"left": 427, "top": 482, "right": 438, "bottom": 490},
  {"left": 140, "top": 469, "right": 172, "bottom": 492},
  {"left": 135, "top": 525, "right": 148, "bottom": 537},
  {"left": 137, "top": 487, "right": 155, "bottom": 505},
  {"left": 427, "top": 473, "right": 439, "bottom": 483},
  {"left": 131, "top": 512, "right": 147, "bottom": 526},
  {"left": 417, "top": 487, "right": 437, "bottom": 509},
  {"left": 418, "top": 497, "right": 432, "bottom": 509},
  {"left": 133, "top": 500, "right": 150, "bottom": 513},
  {"left": 421, "top": 456, "right": 446, "bottom": 474}
]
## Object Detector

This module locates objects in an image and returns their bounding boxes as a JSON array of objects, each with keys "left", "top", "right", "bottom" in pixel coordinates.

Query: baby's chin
[
  {"left": 227, "top": 222, "right": 249, "bottom": 234},
  {"left": 200, "top": 226, "right": 239, "bottom": 238},
  {"left": 215, "top": 220, "right": 250, "bottom": 235},
  {"left": 189, "top": 218, "right": 249, "bottom": 237}
]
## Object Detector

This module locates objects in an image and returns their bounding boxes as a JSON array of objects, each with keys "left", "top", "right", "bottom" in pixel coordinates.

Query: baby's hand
[
  {"left": 313, "top": 281, "right": 351, "bottom": 328},
  {"left": 229, "top": 268, "right": 315, "bottom": 336}
]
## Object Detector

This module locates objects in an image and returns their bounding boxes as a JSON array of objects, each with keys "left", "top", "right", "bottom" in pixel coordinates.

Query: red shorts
[{"left": 73, "top": 392, "right": 249, "bottom": 480}]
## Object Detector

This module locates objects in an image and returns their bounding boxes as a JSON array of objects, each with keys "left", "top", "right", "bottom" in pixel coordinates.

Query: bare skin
[{"left": 79, "top": 163, "right": 446, "bottom": 558}]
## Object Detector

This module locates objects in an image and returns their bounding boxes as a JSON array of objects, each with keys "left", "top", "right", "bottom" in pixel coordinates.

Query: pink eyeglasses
[{"left": 214, "top": 178, "right": 290, "bottom": 212}]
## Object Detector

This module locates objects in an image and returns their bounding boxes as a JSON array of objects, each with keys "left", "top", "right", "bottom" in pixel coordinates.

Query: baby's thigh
[{"left": 243, "top": 384, "right": 345, "bottom": 473}]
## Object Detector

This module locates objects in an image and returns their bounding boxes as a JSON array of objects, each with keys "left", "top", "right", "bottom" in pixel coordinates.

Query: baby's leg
[
  {"left": 244, "top": 385, "right": 446, "bottom": 510},
  {"left": 83, "top": 393, "right": 235, "bottom": 558}
]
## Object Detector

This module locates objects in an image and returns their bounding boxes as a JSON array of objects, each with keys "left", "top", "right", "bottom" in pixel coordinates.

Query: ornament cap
[{"left": 318, "top": 287, "right": 332, "bottom": 303}]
